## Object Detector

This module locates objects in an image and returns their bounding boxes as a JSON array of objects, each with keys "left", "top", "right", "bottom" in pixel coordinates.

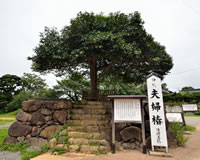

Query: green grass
[
  {"left": 0, "top": 128, "right": 8, "bottom": 144},
  {"left": 0, "top": 119, "right": 14, "bottom": 125},
  {"left": 184, "top": 114, "right": 200, "bottom": 117},
  {"left": 0, "top": 142, "right": 49, "bottom": 160},
  {"left": 185, "top": 125, "right": 196, "bottom": 132},
  {"left": 0, "top": 109, "right": 21, "bottom": 118}
]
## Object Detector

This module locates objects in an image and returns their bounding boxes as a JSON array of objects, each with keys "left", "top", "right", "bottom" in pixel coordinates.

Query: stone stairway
[{"left": 67, "top": 101, "right": 111, "bottom": 154}]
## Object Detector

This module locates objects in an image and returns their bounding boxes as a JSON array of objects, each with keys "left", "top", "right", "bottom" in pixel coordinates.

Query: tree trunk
[{"left": 88, "top": 56, "right": 98, "bottom": 100}]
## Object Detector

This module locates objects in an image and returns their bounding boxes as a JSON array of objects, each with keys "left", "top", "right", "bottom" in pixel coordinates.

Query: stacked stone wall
[
  {"left": 4, "top": 99, "right": 72, "bottom": 146},
  {"left": 4, "top": 99, "right": 177, "bottom": 152}
]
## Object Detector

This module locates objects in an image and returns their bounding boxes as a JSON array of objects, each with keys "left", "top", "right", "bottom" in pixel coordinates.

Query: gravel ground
[
  {"left": 0, "top": 151, "right": 21, "bottom": 160},
  {"left": 184, "top": 117, "right": 200, "bottom": 126}
]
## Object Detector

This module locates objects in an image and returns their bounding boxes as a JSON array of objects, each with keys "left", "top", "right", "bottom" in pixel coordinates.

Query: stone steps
[
  {"left": 71, "top": 109, "right": 108, "bottom": 115},
  {"left": 68, "top": 138, "right": 108, "bottom": 145},
  {"left": 68, "top": 131, "right": 101, "bottom": 139},
  {"left": 73, "top": 104, "right": 108, "bottom": 109},
  {"left": 86, "top": 101, "right": 111, "bottom": 106},
  {"left": 67, "top": 120, "right": 109, "bottom": 126},
  {"left": 67, "top": 101, "right": 111, "bottom": 154},
  {"left": 67, "top": 126, "right": 109, "bottom": 133},
  {"left": 71, "top": 114, "right": 108, "bottom": 120},
  {"left": 68, "top": 144, "right": 108, "bottom": 154}
]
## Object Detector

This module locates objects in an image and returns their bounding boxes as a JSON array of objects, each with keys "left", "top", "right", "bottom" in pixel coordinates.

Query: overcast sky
[{"left": 0, "top": 0, "right": 200, "bottom": 91}]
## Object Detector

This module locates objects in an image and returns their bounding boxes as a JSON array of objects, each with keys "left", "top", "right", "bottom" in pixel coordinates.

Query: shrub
[
  {"left": 185, "top": 125, "right": 195, "bottom": 132},
  {"left": 169, "top": 122, "right": 188, "bottom": 146},
  {"left": 164, "top": 92, "right": 200, "bottom": 104},
  {"left": 5, "top": 91, "right": 33, "bottom": 112}
]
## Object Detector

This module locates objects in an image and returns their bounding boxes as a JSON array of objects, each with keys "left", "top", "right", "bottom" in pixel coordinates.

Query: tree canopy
[
  {"left": 29, "top": 12, "right": 173, "bottom": 97},
  {"left": 21, "top": 73, "right": 47, "bottom": 93},
  {"left": 181, "top": 86, "right": 194, "bottom": 92}
]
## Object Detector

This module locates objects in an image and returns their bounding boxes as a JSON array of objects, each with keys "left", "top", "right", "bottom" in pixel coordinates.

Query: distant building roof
[{"left": 182, "top": 88, "right": 200, "bottom": 93}]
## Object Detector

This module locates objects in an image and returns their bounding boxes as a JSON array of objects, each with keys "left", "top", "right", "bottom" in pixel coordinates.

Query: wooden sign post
[
  {"left": 108, "top": 95, "right": 147, "bottom": 154},
  {"left": 147, "top": 73, "right": 168, "bottom": 153}
]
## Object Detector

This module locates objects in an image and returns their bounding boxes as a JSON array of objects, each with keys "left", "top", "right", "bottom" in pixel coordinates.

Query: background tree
[
  {"left": 53, "top": 72, "right": 90, "bottom": 102},
  {"left": 4, "top": 73, "right": 52, "bottom": 112},
  {"left": 0, "top": 74, "right": 22, "bottom": 112},
  {"left": 181, "top": 86, "right": 194, "bottom": 92},
  {"left": 99, "top": 75, "right": 145, "bottom": 95},
  {"left": 29, "top": 12, "right": 173, "bottom": 99},
  {"left": 21, "top": 73, "right": 47, "bottom": 95}
]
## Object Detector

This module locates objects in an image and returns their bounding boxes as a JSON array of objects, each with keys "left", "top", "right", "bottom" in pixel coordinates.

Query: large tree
[{"left": 29, "top": 12, "right": 173, "bottom": 98}]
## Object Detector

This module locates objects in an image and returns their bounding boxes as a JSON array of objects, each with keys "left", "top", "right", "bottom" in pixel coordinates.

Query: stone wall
[
  {"left": 4, "top": 99, "right": 72, "bottom": 146},
  {"left": 4, "top": 99, "right": 177, "bottom": 152}
]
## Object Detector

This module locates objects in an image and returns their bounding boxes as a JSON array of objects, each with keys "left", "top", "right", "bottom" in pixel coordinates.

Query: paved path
[
  {"left": 170, "top": 121, "right": 200, "bottom": 160},
  {"left": 184, "top": 117, "right": 200, "bottom": 126},
  {"left": 0, "top": 151, "right": 21, "bottom": 160},
  {"left": 0, "top": 122, "right": 13, "bottom": 129}
]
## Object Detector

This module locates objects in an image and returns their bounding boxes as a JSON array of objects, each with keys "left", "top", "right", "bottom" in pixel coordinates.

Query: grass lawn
[
  {"left": 0, "top": 109, "right": 21, "bottom": 119},
  {"left": 0, "top": 128, "right": 8, "bottom": 145},
  {"left": 0, "top": 120, "right": 14, "bottom": 125},
  {"left": 0, "top": 109, "right": 20, "bottom": 125},
  {"left": 184, "top": 114, "right": 200, "bottom": 117}
]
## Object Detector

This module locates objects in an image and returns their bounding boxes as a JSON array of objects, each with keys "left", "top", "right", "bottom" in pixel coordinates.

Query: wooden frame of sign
[{"left": 108, "top": 95, "right": 147, "bottom": 154}]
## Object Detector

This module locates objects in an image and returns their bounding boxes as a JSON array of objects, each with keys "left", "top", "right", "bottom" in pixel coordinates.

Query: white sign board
[
  {"left": 147, "top": 74, "right": 168, "bottom": 152},
  {"left": 182, "top": 104, "right": 198, "bottom": 111},
  {"left": 166, "top": 113, "right": 183, "bottom": 123},
  {"left": 114, "top": 99, "right": 142, "bottom": 122}
]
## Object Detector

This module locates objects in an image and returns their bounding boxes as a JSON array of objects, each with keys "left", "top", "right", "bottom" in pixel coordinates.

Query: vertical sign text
[{"left": 147, "top": 75, "right": 168, "bottom": 151}]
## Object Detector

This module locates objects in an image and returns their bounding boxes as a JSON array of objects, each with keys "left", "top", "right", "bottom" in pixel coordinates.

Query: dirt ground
[{"left": 32, "top": 122, "right": 200, "bottom": 160}]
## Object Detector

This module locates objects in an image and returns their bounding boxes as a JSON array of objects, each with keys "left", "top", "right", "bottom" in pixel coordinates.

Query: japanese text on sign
[
  {"left": 114, "top": 99, "right": 142, "bottom": 122},
  {"left": 147, "top": 75, "right": 168, "bottom": 149}
]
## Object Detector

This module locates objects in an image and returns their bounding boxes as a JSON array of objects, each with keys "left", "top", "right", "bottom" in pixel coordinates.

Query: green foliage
[
  {"left": 0, "top": 119, "right": 15, "bottom": 125},
  {"left": 21, "top": 144, "right": 49, "bottom": 160},
  {"left": 21, "top": 73, "right": 47, "bottom": 96},
  {"left": 29, "top": 11, "right": 173, "bottom": 94},
  {"left": 164, "top": 92, "right": 200, "bottom": 105},
  {"left": 0, "top": 74, "right": 23, "bottom": 95},
  {"left": 0, "top": 135, "right": 49, "bottom": 160},
  {"left": 5, "top": 91, "right": 33, "bottom": 112},
  {"left": 0, "top": 129, "right": 8, "bottom": 145},
  {"left": 48, "top": 124, "right": 69, "bottom": 155},
  {"left": 99, "top": 75, "right": 145, "bottom": 95},
  {"left": 184, "top": 114, "right": 200, "bottom": 117},
  {"left": 50, "top": 147, "right": 68, "bottom": 155},
  {"left": 53, "top": 72, "right": 90, "bottom": 101},
  {"left": 194, "top": 107, "right": 200, "bottom": 115},
  {"left": 0, "top": 74, "right": 23, "bottom": 112},
  {"left": 169, "top": 122, "right": 188, "bottom": 146},
  {"left": 1, "top": 73, "right": 56, "bottom": 112},
  {"left": 76, "top": 144, "right": 81, "bottom": 153},
  {"left": 181, "top": 86, "right": 194, "bottom": 92},
  {"left": 0, "top": 141, "right": 28, "bottom": 152},
  {"left": 185, "top": 125, "right": 195, "bottom": 132},
  {"left": 0, "top": 109, "right": 21, "bottom": 118}
]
